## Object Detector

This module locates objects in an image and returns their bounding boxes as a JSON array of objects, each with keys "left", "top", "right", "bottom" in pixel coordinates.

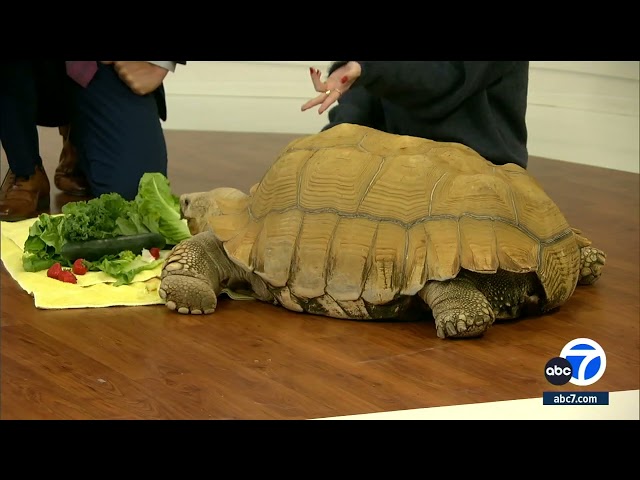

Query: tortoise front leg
[
  {"left": 418, "top": 278, "right": 496, "bottom": 339},
  {"left": 159, "top": 231, "right": 227, "bottom": 314}
]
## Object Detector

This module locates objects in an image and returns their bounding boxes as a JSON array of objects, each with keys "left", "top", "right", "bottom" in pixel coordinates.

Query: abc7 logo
[{"left": 545, "top": 338, "right": 607, "bottom": 386}]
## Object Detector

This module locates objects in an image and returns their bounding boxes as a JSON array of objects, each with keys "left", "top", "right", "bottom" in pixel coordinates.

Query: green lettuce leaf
[
  {"left": 61, "top": 193, "right": 149, "bottom": 241},
  {"left": 135, "top": 172, "right": 191, "bottom": 246},
  {"left": 91, "top": 250, "right": 165, "bottom": 286},
  {"left": 22, "top": 214, "right": 68, "bottom": 272}
]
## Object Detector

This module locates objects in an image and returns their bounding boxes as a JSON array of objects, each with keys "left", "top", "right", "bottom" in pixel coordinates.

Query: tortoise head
[
  {"left": 180, "top": 191, "right": 214, "bottom": 235},
  {"left": 180, "top": 187, "right": 251, "bottom": 237}
]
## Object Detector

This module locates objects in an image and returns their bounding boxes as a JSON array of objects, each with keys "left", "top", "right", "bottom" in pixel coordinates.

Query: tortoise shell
[{"left": 206, "top": 123, "right": 581, "bottom": 313}]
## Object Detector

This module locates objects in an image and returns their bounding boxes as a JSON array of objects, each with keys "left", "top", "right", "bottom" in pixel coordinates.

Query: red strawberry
[
  {"left": 58, "top": 270, "right": 78, "bottom": 284},
  {"left": 72, "top": 258, "right": 88, "bottom": 275},
  {"left": 47, "top": 262, "right": 63, "bottom": 279}
]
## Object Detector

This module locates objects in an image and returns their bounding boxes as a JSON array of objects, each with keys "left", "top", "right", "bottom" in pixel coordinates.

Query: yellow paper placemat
[{"left": 1, "top": 218, "right": 167, "bottom": 309}]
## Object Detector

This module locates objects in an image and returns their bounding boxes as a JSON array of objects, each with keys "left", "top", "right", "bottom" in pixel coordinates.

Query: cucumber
[{"left": 60, "top": 232, "right": 167, "bottom": 262}]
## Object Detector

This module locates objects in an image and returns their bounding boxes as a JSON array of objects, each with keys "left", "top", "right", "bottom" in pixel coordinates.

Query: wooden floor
[{"left": 1, "top": 127, "right": 638, "bottom": 420}]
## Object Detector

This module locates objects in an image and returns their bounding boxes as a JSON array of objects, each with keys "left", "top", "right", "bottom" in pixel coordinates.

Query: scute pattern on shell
[{"left": 216, "top": 124, "right": 581, "bottom": 310}]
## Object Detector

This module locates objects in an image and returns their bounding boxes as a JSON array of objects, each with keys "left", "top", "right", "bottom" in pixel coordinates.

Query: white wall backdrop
[{"left": 162, "top": 61, "right": 640, "bottom": 174}]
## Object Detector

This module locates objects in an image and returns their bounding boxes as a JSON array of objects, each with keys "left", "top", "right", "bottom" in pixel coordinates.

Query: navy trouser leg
[
  {"left": 69, "top": 62, "right": 168, "bottom": 200},
  {"left": 0, "top": 61, "right": 43, "bottom": 177}
]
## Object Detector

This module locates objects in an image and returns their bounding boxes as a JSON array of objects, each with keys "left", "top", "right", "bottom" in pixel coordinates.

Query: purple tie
[{"left": 65, "top": 61, "right": 98, "bottom": 88}]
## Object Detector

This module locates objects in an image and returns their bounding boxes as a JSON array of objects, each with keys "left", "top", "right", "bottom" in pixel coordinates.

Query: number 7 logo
[{"left": 560, "top": 338, "right": 607, "bottom": 386}]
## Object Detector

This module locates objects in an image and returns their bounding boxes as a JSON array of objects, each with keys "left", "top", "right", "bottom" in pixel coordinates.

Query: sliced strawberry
[{"left": 58, "top": 270, "right": 78, "bottom": 284}]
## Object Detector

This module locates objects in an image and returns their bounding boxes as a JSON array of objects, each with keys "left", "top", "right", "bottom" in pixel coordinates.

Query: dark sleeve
[
  {"left": 322, "top": 86, "right": 385, "bottom": 131},
  {"left": 331, "top": 61, "right": 523, "bottom": 120}
]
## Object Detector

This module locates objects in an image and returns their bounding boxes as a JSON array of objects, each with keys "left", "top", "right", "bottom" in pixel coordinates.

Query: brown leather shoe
[
  {"left": 54, "top": 125, "right": 89, "bottom": 196},
  {"left": 0, "top": 165, "right": 51, "bottom": 222}
]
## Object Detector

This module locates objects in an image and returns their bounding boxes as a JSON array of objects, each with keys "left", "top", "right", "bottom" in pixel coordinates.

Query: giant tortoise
[{"left": 158, "top": 123, "right": 606, "bottom": 339}]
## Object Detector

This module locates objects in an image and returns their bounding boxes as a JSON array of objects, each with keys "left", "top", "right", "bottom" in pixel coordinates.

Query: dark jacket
[
  {"left": 324, "top": 61, "right": 529, "bottom": 168},
  {"left": 34, "top": 60, "right": 186, "bottom": 127}
]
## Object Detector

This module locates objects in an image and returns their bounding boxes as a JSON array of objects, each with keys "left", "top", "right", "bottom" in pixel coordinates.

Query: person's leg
[
  {"left": 54, "top": 124, "right": 89, "bottom": 197},
  {"left": 69, "top": 62, "right": 168, "bottom": 201},
  {"left": 0, "top": 61, "right": 50, "bottom": 221}
]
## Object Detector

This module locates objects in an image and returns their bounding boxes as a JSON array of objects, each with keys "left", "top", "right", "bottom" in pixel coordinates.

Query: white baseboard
[
  {"left": 163, "top": 94, "right": 327, "bottom": 135},
  {"left": 162, "top": 61, "right": 640, "bottom": 174},
  {"left": 163, "top": 93, "right": 640, "bottom": 174},
  {"left": 526, "top": 104, "right": 640, "bottom": 173}
]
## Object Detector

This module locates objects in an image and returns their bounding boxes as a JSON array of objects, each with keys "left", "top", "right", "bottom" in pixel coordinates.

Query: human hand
[
  {"left": 100, "top": 61, "right": 169, "bottom": 95},
  {"left": 301, "top": 61, "right": 362, "bottom": 114}
]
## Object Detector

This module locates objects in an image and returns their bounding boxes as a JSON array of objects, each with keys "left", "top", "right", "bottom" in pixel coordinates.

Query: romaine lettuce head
[{"left": 135, "top": 172, "right": 191, "bottom": 245}]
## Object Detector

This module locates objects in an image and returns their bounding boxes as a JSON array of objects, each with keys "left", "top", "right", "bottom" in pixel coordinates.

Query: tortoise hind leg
[
  {"left": 159, "top": 231, "right": 225, "bottom": 314},
  {"left": 571, "top": 228, "right": 606, "bottom": 285},
  {"left": 418, "top": 278, "right": 495, "bottom": 339},
  {"left": 578, "top": 246, "right": 606, "bottom": 285}
]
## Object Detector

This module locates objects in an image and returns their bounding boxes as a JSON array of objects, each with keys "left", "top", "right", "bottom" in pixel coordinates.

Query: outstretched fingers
[{"left": 301, "top": 90, "right": 342, "bottom": 113}]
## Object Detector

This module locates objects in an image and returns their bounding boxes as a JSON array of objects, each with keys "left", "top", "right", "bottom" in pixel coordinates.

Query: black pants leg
[
  {"left": 0, "top": 61, "right": 43, "bottom": 178},
  {"left": 69, "top": 62, "right": 168, "bottom": 201}
]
